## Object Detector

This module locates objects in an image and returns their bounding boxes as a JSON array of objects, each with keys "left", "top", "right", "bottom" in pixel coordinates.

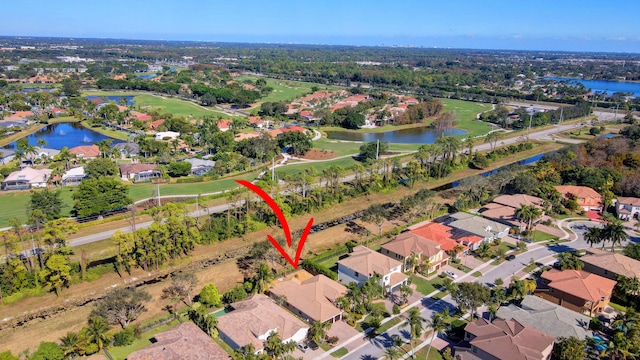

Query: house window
[
  {"left": 604, "top": 270, "right": 608, "bottom": 275},
  {"left": 355, "top": 272, "right": 359, "bottom": 277},
  {"left": 551, "top": 288, "right": 555, "bottom": 293}
]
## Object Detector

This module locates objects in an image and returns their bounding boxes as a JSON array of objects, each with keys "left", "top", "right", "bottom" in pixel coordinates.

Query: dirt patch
[{"left": 297, "top": 149, "right": 340, "bottom": 160}]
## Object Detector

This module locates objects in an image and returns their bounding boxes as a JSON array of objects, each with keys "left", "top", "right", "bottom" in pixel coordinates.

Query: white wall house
[
  {"left": 337, "top": 246, "right": 408, "bottom": 293},
  {"left": 616, "top": 197, "right": 640, "bottom": 220}
]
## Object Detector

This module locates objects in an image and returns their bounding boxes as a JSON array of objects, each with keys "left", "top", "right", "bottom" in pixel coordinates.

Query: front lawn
[
  {"left": 530, "top": 230, "right": 559, "bottom": 242},
  {"left": 409, "top": 275, "right": 440, "bottom": 296}
]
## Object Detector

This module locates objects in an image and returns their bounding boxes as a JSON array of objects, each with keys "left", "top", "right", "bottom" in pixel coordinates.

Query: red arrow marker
[{"left": 235, "top": 180, "right": 314, "bottom": 268}]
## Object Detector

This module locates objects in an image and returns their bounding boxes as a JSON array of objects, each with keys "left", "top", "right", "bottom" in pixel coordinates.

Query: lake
[
  {"left": 85, "top": 95, "right": 135, "bottom": 106},
  {"left": 3, "top": 122, "right": 121, "bottom": 150},
  {"left": 325, "top": 127, "right": 467, "bottom": 144},
  {"left": 545, "top": 77, "right": 640, "bottom": 97}
]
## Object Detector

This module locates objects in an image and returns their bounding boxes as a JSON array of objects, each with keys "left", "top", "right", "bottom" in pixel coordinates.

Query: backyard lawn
[{"left": 107, "top": 319, "right": 180, "bottom": 360}]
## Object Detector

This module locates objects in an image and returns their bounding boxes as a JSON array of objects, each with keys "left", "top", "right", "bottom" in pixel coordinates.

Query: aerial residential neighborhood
[{"left": 1, "top": 3, "right": 640, "bottom": 360}]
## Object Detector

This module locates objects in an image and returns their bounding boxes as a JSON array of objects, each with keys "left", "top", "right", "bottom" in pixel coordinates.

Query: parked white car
[{"left": 444, "top": 270, "right": 458, "bottom": 279}]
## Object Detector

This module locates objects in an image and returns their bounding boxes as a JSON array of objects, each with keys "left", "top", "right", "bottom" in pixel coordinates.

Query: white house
[
  {"left": 2, "top": 167, "right": 52, "bottom": 190},
  {"left": 337, "top": 245, "right": 408, "bottom": 293},
  {"left": 154, "top": 131, "right": 180, "bottom": 140},
  {"left": 61, "top": 166, "right": 86, "bottom": 186},
  {"left": 616, "top": 197, "right": 640, "bottom": 221},
  {"left": 445, "top": 212, "right": 510, "bottom": 242}
]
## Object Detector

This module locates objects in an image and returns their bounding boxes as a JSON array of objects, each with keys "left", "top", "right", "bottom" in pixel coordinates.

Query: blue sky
[{"left": 2, "top": 0, "right": 639, "bottom": 53}]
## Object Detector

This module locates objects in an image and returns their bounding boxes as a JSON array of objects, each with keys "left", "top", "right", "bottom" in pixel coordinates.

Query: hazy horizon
[{"left": 2, "top": 0, "right": 639, "bottom": 53}]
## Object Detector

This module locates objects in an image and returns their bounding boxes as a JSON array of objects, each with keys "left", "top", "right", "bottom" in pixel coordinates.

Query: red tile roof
[
  {"left": 68, "top": 144, "right": 100, "bottom": 158},
  {"left": 217, "top": 119, "right": 233, "bottom": 130},
  {"left": 280, "top": 126, "right": 306, "bottom": 133},
  {"left": 541, "top": 269, "right": 616, "bottom": 302},
  {"left": 149, "top": 119, "right": 165, "bottom": 130},
  {"left": 409, "top": 222, "right": 470, "bottom": 252}
]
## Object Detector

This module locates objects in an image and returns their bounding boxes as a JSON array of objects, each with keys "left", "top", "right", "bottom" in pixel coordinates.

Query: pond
[
  {"left": 3, "top": 122, "right": 121, "bottom": 150},
  {"left": 545, "top": 77, "right": 640, "bottom": 97},
  {"left": 85, "top": 95, "right": 135, "bottom": 106},
  {"left": 136, "top": 74, "right": 156, "bottom": 79},
  {"left": 325, "top": 127, "right": 467, "bottom": 144}
]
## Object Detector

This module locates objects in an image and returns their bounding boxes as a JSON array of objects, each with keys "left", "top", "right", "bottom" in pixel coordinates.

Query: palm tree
[
  {"left": 86, "top": 316, "right": 110, "bottom": 350},
  {"left": 264, "top": 332, "right": 296, "bottom": 360},
  {"left": 584, "top": 227, "right": 603, "bottom": 248},
  {"left": 251, "top": 263, "right": 274, "bottom": 294},
  {"left": 425, "top": 313, "right": 449, "bottom": 360},
  {"left": 463, "top": 137, "right": 475, "bottom": 163},
  {"left": 604, "top": 220, "right": 628, "bottom": 252},
  {"left": 612, "top": 308, "right": 640, "bottom": 337},
  {"left": 60, "top": 331, "right": 82, "bottom": 359},
  {"left": 402, "top": 307, "right": 426, "bottom": 358},
  {"left": 307, "top": 320, "right": 332, "bottom": 344},
  {"left": 383, "top": 346, "right": 401, "bottom": 360},
  {"left": 95, "top": 139, "right": 113, "bottom": 158}
]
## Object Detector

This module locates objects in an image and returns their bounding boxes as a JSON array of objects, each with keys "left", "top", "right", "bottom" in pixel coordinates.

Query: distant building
[
  {"left": 0, "top": 149, "right": 15, "bottom": 164},
  {"left": 113, "top": 142, "right": 140, "bottom": 157}
]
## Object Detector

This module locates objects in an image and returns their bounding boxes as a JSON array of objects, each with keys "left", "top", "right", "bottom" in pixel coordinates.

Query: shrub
[
  {"left": 301, "top": 259, "right": 338, "bottom": 280},
  {"left": 392, "top": 304, "right": 401, "bottom": 315},
  {"left": 113, "top": 327, "right": 135, "bottom": 347},
  {"left": 199, "top": 284, "right": 222, "bottom": 307}
]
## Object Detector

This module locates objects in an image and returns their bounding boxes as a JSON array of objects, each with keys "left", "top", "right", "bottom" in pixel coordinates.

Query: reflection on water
[
  {"left": 3, "top": 123, "right": 121, "bottom": 150},
  {"left": 326, "top": 127, "right": 467, "bottom": 144}
]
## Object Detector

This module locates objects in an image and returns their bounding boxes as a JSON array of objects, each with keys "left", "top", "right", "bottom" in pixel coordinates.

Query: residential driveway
[
  {"left": 460, "top": 254, "right": 485, "bottom": 269},
  {"left": 327, "top": 320, "right": 360, "bottom": 346}
]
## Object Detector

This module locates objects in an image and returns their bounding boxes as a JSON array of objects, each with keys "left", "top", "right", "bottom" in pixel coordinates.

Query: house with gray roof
[
  {"left": 495, "top": 295, "right": 592, "bottom": 340},
  {"left": 444, "top": 212, "right": 509, "bottom": 242},
  {"left": 0, "top": 149, "right": 15, "bottom": 164},
  {"left": 114, "top": 142, "right": 140, "bottom": 157},
  {"left": 183, "top": 158, "right": 215, "bottom": 176}
]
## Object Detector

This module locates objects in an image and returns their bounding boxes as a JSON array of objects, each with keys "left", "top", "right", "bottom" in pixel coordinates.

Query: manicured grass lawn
[
  {"left": 378, "top": 317, "right": 402, "bottom": 333},
  {"left": 410, "top": 275, "right": 439, "bottom": 296},
  {"left": 275, "top": 157, "right": 358, "bottom": 177},
  {"left": 531, "top": 230, "right": 559, "bottom": 242},
  {"left": 312, "top": 138, "right": 363, "bottom": 156},
  {"left": 414, "top": 345, "right": 445, "bottom": 360},
  {"left": 331, "top": 347, "right": 349, "bottom": 358},
  {"left": 132, "top": 94, "right": 237, "bottom": 119},
  {"left": 108, "top": 319, "right": 180, "bottom": 360},
  {"left": 127, "top": 171, "right": 259, "bottom": 200},
  {"left": 471, "top": 271, "right": 482, "bottom": 277},
  {"left": 236, "top": 76, "right": 340, "bottom": 104},
  {"left": 440, "top": 99, "right": 493, "bottom": 137},
  {"left": 0, "top": 188, "right": 74, "bottom": 227}
]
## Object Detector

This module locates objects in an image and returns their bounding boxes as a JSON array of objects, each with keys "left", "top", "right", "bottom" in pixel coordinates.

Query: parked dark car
[{"left": 505, "top": 254, "right": 516, "bottom": 261}]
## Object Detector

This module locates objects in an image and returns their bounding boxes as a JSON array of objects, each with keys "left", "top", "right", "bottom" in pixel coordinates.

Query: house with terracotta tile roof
[
  {"left": 496, "top": 295, "right": 592, "bottom": 340},
  {"left": 410, "top": 221, "right": 483, "bottom": 252},
  {"left": 615, "top": 196, "right": 640, "bottom": 220},
  {"left": 280, "top": 126, "right": 306, "bottom": 134},
  {"left": 234, "top": 132, "right": 262, "bottom": 141},
  {"left": 381, "top": 232, "right": 449, "bottom": 273},
  {"left": 581, "top": 248, "right": 640, "bottom": 280},
  {"left": 217, "top": 119, "right": 233, "bottom": 132},
  {"left": 536, "top": 269, "right": 617, "bottom": 316},
  {"left": 217, "top": 294, "right": 308, "bottom": 353},
  {"left": 248, "top": 116, "right": 270, "bottom": 129},
  {"left": 130, "top": 111, "right": 152, "bottom": 122},
  {"left": 50, "top": 107, "right": 68, "bottom": 116},
  {"left": 337, "top": 245, "right": 408, "bottom": 292},
  {"left": 68, "top": 144, "right": 100, "bottom": 159},
  {"left": 148, "top": 119, "right": 165, "bottom": 130},
  {"left": 555, "top": 185, "right": 602, "bottom": 212},
  {"left": 127, "top": 322, "right": 230, "bottom": 360},
  {"left": 455, "top": 318, "right": 555, "bottom": 360},
  {"left": 269, "top": 274, "right": 347, "bottom": 323}
]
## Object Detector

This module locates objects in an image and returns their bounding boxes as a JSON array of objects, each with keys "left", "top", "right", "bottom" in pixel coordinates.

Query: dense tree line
[{"left": 95, "top": 78, "right": 181, "bottom": 94}]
